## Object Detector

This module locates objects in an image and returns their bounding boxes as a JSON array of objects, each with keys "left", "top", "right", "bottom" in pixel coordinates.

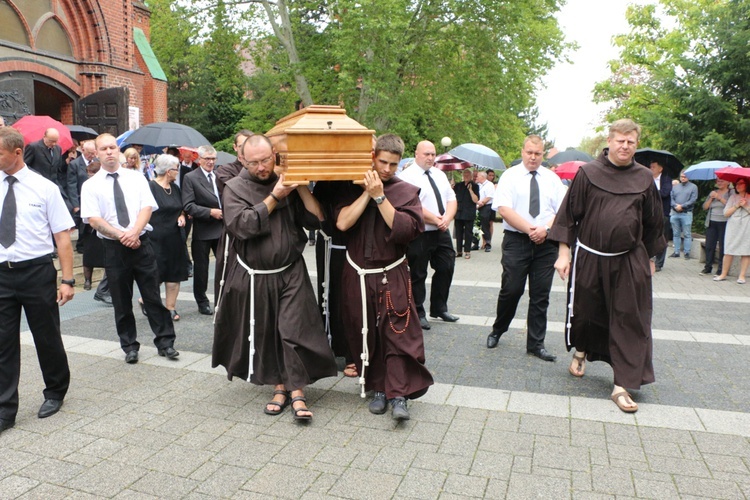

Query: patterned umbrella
[{"left": 435, "top": 153, "right": 472, "bottom": 172}]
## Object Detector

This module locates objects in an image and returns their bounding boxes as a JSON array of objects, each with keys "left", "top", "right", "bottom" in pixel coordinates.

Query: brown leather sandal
[{"left": 568, "top": 352, "right": 586, "bottom": 377}]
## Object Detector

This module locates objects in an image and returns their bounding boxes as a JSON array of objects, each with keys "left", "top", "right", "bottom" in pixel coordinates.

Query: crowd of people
[{"left": 2, "top": 115, "right": 749, "bottom": 435}]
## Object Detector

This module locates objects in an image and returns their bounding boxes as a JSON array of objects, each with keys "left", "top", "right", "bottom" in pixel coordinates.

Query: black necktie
[
  {"left": 0, "top": 176, "right": 17, "bottom": 248},
  {"left": 425, "top": 170, "right": 445, "bottom": 215},
  {"left": 108, "top": 173, "right": 130, "bottom": 227},
  {"left": 529, "top": 171, "right": 540, "bottom": 218}
]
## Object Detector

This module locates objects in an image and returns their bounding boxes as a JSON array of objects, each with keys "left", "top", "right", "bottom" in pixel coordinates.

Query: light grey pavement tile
[
  {"left": 77, "top": 437, "right": 126, "bottom": 459},
  {"left": 641, "top": 440, "right": 684, "bottom": 459},
  {"left": 0, "top": 449, "right": 39, "bottom": 476},
  {"left": 17, "top": 457, "right": 85, "bottom": 485},
  {"left": 702, "top": 453, "right": 750, "bottom": 474},
  {"left": 647, "top": 456, "right": 711, "bottom": 478},
  {"left": 417, "top": 383, "right": 453, "bottom": 406},
  {"left": 130, "top": 471, "right": 200, "bottom": 499},
  {"left": 442, "top": 473, "right": 487, "bottom": 498},
  {"left": 306, "top": 472, "right": 341, "bottom": 495},
  {"left": 454, "top": 407, "right": 490, "bottom": 423},
  {"left": 112, "top": 490, "right": 161, "bottom": 499},
  {"left": 468, "top": 450, "right": 513, "bottom": 480},
  {"left": 64, "top": 460, "right": 149, "bottom": 496},
  {"left": 569, "top": 431, "right": 607, "bottom": 450},
  {"left": 532, "top": 444, "right": 591, "bottom": 472},
  {"left": 635, "top": 404, "right": 705, "bottom": 431},
  {"left": 58, "top": 451, "right": 102, "bottom": 468},
  {"left": 358, "top": 446, "right": 415, "bottom": 475},
  {"left": 519, "top": 414, "right": 571, "bottom": 439},
  {"left": 107, "top": 445, "right": 158, "bottom": 467},
  {"left": 438, "top": 431, "right": 481, "bottom": 457},
  {"left": 150, "top": 411, "right": 209, "bottom": 436},
  {"left": 20, "top": 430, "right": 99, "bottom": 458},
  {"left": 173, "top": 429, "right": 225, "bottom": 451},
  {"left": 314, "top": 445, "right": 359, "bottom": 467},
  {"left": 0, "top": 476, "right": 39, "bottom": 497},
  {"left": 326, "top": 467, "right": 404, "bottom": 500},
  {"left": 532, "top": 466, "right": 572, "bottom": 479},
  {"left": 691, "top": 430, "right": 750, "bottom": 456},
  {"left": 506, "top": 472, "right": 571, "bottom": 499},
  {"left": 445, "top": 386, "right": 509, "bottom": 411},
  {"left": 75, "top": 414, "right": 139, "bottom": 440},
  {"left": 212, "top": 439, "right": 283, "bottom": 469},
  {"left": 240, "top": 462, "right": 320, "bottom": 498},
  {"left": 605, "top": 442, "right": 647, "bottom": 463},
  {"left": 142, "top": 446, "right": 215, "bottom": 477},
  {"left": 638, "top": 426, "right": 695, "bottom": 444},
  {"left": 348, "top": 427, "right": 411, "bottom": 450},
  {"left": 484, "top": 410, "right": 520, "bottom": 431},
  {"left": 590, "top": 465, "right": 635, "bottom": 496},
  {"left": 570, "top": 397, "right": 637, "bottom": 426},
  {"left": 602, "top": 423, "right": 641, "bottom": 446},
  {"left": 572, "top": 470, "right": 593, "bottom": 491},
  {"left": 588, "top": 448, "right": 609, "bottom": 467},
  {"left": 483, "top": 478, "right": 509, "bottom": 498},
  {"left": 673, "top": 475, "right": 745, "bottom": 499},
  {"left": 478, "top": 429, "right": 534, "bottom": 457},
  {"left": 408, "top": 421, "right": 450, "bottom": 444},
  {"left": 511, "top": 455, "right": 532, "bottom": 474},
  {"left": 509, "top": 392, "right": 570, "bottom": 419},
  {"left": 395, "top": 468, "right": 447, "bottom": 499},
  {"left": 16, "top": 483, "right": 85, "bottom": 499},
  {"left": 412, "top": 451, "right": 473, "bottom": 475},
  {"left": 187, "top": 461, "right": 222, "bottom": 482},
  {"left": 273, "top": 439, "right": 327, "bottom": 467},
  {"left": 411, "top": 400, "right": 457, "bottom": 425}
]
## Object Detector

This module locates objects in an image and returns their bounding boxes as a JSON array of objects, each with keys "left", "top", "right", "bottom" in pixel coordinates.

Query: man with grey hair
[{"left": 182, "top": 145, "right": 223, "bottom": 315}]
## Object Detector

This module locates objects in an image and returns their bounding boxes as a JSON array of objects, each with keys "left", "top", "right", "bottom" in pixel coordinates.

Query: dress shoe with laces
[
  {"left": 430, "top": 312, "right": 459, "bottom": 322},
  {"left": 0, "top": 418, "right": 15, "bottom": 433},
  {"left": 198, "top": 304, "right": 213, "bottom": 315},
  {"left": 527, "top": 348, "right": 557, "bottom": 362},
  {"left": 486, "top": 332, "right": 501, "bottom": 349},
  {"left": 369, "top": 392, "right": 387, "bottom": 415},
  {"left": 125, "top": 350, "right": 139, "bottom": 364},
  {"left": 83, "top": 279, "right": 92, "bottom": 291},
  {"left": 158, "top": 346, "right": 180, "bottom": 359},
  {"left": 419, "top": 316, "right": 431, "bottom": 330},
  {"left": 93, "top": 293, "right": 113, "bottom": 305},
  {"left": 38, "top": 399, "right": 63, "bottom": 419},
  {"left": 390, "top": 397, "right": 410, "bottom": 421}
]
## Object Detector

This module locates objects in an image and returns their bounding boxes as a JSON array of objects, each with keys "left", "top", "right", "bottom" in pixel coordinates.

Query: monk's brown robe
[
  {"left": 213, "top": 159, "right": 245, "bottom": 301},
  {"left": 212, "top": 170, "right": 337, "bottom": 386},
  {"left": 548, "top": 152, "right": 666, "bottom": 389},
  {"left": 337, "top": 177, "right": 434, "bottom": 399}
]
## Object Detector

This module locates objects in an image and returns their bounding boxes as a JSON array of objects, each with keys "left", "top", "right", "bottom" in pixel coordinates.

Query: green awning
[{"left": 133, "top": 28, "right": 167, "bottom": 81}]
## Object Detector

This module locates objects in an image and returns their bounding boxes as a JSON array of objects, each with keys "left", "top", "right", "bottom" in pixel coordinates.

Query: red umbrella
[
  {"left": 435, "top": 153, "right": 472, "bottom": 172},
  {"left": 715, "top": 166, "right": 750, "bottom": 184},
  {"left": 555, "top": 161, "right": 586, "bottom": 180},
  {"left": 178, "top": 146, "right": 199, "bottom": 163},
  {"left": 11, "top": 115, "right": 74, "bottom": 152}
]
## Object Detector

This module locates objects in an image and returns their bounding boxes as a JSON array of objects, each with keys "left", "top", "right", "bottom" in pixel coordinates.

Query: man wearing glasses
[{"left": 182, "top": 145, "right": 223, "bottom": 315}]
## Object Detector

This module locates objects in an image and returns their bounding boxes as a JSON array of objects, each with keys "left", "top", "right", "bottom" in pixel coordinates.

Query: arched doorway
[{"left": 0, "top": 72, "right": 76, "bottom": 125}]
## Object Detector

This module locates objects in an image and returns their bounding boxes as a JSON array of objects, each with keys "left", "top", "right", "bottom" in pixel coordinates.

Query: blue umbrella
[
  {"left": 397, "top": 157, "right": 415, "bottom": 173},
  {"left": 116, "top": 130, "right": 161, "bottom": 154},
  {"left": 683, "top": 160, "right": 742, "bottom": 181}
]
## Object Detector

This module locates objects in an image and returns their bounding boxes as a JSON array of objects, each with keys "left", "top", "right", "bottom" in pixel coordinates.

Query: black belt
[{"left": 0, "top": 255, "right": 53, "bottom": 269}]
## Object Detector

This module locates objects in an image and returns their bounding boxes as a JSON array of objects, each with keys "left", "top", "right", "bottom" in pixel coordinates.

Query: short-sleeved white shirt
[
  {"left": 492, "top": 164, "right": 566, "bottom": 232},
  {"left": 398, "top": 164, "right": 456, "bottom": 231},
  {"left": 80, "top": 166, "right": 158, "bottom": 238},
  {"left": 0, "top": 166, "right": 74, "bottom": 262},
  {"left": 478, "top": 179, "right": 495, "bottom": 204}
]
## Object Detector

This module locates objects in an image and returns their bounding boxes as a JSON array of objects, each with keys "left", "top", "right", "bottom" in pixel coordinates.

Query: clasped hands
[{"left": 528, "top": 225, "right": 547, "bottom": 245}]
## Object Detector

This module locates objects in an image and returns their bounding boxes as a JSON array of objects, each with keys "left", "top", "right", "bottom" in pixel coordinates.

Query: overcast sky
[{"left": 536, "top": 0, "right": 651, "bottom": 150}]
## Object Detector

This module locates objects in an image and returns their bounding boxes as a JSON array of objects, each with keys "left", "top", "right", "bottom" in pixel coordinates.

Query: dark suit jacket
[
  {"left": 66, "top": 155, "right": 89, "bottom": 210},
  {"left": 24, "top": 139, "right": 70, "bottom": 207},
  {"left": 182, "top": 167, "right": 223, "bottom": 241},
  {"left": 657, "top": 174, "right": 672, "bottom": 217}
]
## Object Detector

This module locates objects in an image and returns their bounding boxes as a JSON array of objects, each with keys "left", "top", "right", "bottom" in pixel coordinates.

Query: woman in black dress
[{"left": 147, "top": 155, "right": 189, "bottom": 320}]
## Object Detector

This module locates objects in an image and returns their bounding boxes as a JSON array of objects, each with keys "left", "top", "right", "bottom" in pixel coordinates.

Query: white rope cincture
[
  {"left": 236, "top": 255, "right": 291, "bottom": 382},
  {"left": 345, "top": 252, "right": 406, "bottom": 398},
  {"left": 318, "top": 229, "right": 346, "bottom": 346},
  {"left": 566, "top": 239, "right": 628, "bottom": 345},
  {"left": 213, "top": 234, "right": 232, "bottom": 326}
]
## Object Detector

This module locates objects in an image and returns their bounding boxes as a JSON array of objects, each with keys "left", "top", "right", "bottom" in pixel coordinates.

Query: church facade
[{"left": 0, "top": 0, "right": 167, "bottom": 135}]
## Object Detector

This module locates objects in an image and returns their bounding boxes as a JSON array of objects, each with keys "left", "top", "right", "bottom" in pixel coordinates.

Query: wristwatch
[
  {"left": 61, "top": 278, "right": 76, "bottom": 286},
  {"left": 544, "top": 225, "right": 551, "bottom": 234},
  {"left": 374, "top": 195, "right": 386, "bottom": 205}
]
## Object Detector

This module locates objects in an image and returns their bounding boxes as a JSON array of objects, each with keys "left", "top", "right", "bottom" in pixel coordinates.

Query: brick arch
[
  {"left": 31, "top": 12, "right": 75, "bottom": 57},
  {"left": 3, "top": 0, "right": 34, "bottom": 47},
  {"left": 0, "top": 62, "right": 81, "bottom": 96},
  {"left": 55, "top": 0, "right": 107, "bottom": 63}
]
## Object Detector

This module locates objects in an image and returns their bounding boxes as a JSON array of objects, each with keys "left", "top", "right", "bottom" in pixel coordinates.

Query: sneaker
[
  {"left": 368, "top": 392, "right": 387, "bottom": 415},
  {"left": 390, "top": 397, "right": 410, "bottom": 421},
  {"left": 669, "top": 253, "right": 680, "bottom": 258},
  {"left": 699, "top": 269, "right": 711, "bottom": 276}
]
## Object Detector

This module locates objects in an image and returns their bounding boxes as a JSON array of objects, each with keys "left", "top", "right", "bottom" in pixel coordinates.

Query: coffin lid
[{"left": 266, "top": 105, "right": 375, "bottom": 139}]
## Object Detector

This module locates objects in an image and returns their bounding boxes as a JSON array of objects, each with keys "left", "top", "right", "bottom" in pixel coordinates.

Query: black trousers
[
  {"left": 454, "top": 219, "right": 474, "bottom": 253},
  {"left": 491, "top": 230, "right": 557, "bottom": 351},
  {"left": 478, "top": 206, "right": 493, "bottom": 247},
  {"left": 102, "top": 236, "right": 175, "bottom": 353},
  {"left": 407, "top": 229, "right": 455, "bottom": 318},
  {"left": 654, "top": 215, "right": 670, "bottom": 269},
  {"left": 0, "top": 260, "right": 70, "bottom": 421},
  {"left": 704, "top": 220, "right": 727, "bottom": 273},
  {"left": 192, "top": 237, "right": 219, "bottom": 307}
]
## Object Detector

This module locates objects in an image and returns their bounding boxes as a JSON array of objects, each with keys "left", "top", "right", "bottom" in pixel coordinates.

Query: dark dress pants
[
  {"left": 654, "top": 215, "right": 670, "bottom": 269},
  {"left": 102, "top": 236, "right": 175, "bottom": 353},
  {"left": 491, "top": 231, "right": 557, "bottom": 351},
  {"left": 407, "top": 229, "right": 455, "bottom": 318},
  {"left": 192, "top": 237, "right": 219, "bottom": 307},
  {"left": 454, "top": 219, "right": 474, "bottom": 253},
  {"left": 704, "top": 220, "right": 727, "bottom": 274},
  {"left": 0, "top": 261, "right": 70, "bottom": 422},
  {"left": 478, "top": 206, "right": 493, "bottom": 247}
]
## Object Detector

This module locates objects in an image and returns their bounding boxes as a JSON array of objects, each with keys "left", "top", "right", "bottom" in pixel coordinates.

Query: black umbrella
[
  {"left": 125, "top": 122, "right": 210, "bottom": 149},
  {"left": 633, "top": 148, "right": 684, "bottom": 179},
  {"left": 547, "top": 149, "right": 594, "bottom": 164},
  {"left": 67, "top": 125, "right": 98, "bottom": 141}
]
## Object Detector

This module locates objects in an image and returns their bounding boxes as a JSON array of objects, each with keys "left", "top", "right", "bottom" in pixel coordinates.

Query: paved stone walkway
[{"left": 2, "top": 233, "right": 749, "bottom": 498}]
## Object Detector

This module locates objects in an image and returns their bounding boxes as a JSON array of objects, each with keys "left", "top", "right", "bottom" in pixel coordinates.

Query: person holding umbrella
[
  {"left": 700, "top": 178, "right": 731, "bottom": 276},
  {"left": 713, "top": 178, "right": 750, "bottom": 284},
  {"left": 453, "top": 168, "right": 479, "bottom": 258}
]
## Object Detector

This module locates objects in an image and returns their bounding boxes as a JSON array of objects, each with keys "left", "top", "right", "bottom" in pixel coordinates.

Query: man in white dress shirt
[
  {"left": 476, "top": 170, "right": 495, "bottom": 252},
  {"left": 398, "top": 140, "right": 459, "bottom": 330},
  {"left": 486, "top": 135, "right": 566, "bottom": 361}
]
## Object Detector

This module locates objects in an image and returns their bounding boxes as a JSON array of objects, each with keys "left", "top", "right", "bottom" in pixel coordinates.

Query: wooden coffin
[{"left": 266, "top": 105, "right": 375, "bottom": 185}]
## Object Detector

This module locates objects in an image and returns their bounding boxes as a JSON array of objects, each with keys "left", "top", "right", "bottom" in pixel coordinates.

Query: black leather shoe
[
  {"left": 369, "top": 392, "right": 387, "bottom": 415},
  {"left": 527, "top": 348, "right": 557, "bottom": 362},
  {"left": 125, "top": 350, "right": 139, "bottom": 364},
  {"left": 158, "top": 346, "right": 180, "bottom": 359},
  {"left": 430, "top": 312, "right": 459, "bottom": 322},
  {"left": 198, "top": 304, "right": 213, "bottom": 315},
  {"left": 484, "top": 245, "right": 491, "bottom": 252},
  {"left": 487, "top": 332, "right": 501, "bottom": 349},
  {"left": 471, "top": 245, "right": 479, "bottom": 251},
  {"left": 38, "top": 399, "right": 63, "bottom": 419},
  {"left": 93, "top": 293, "right": 113, "bottom": 305},
  {"left": 669, "top": 253, "right": 680, "bottom": 258},
  {"left": 390, "top": 397, "right": 410, "bottom": 421},
  {"left": 0, "top": 418, "right": 16, "bottom": 433},
  {"left": 83, "top": 280, "right": 92, "bottom": 291},
  {"left": 419, "top": 316, "right": 431, "bottom": 330}
]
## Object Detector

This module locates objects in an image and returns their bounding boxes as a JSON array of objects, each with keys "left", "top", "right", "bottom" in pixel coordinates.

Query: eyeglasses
[
  {"left": 201, "top": 157, "right": 217, "bottom": 162},
  {"left": 245, "top": 156, "right": 274, "bottom": 168}
]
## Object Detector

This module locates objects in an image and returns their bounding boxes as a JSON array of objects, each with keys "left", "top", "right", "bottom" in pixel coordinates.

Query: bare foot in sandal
[
  {"left": 569, "top": 351, "right": 585, "bottom": 377},
  {"left": 343, "top": 363, "right": 358, "bottom": 378},
  {"left": 290, "top": 389, "right": 312, "bottom": 421},
  {"left": 611, "top": 385, "right": 638, "bottom": 413}
]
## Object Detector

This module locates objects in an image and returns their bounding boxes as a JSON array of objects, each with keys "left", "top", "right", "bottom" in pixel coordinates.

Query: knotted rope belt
[
  {"left": 566, "top": 239, "right": 628, "bottom": 345},
  {"left": 236, "top": 254, "right": 292, "bottom": 382},
  {"left": 345, "top": 252, "right": 406, "bottom": 398},
  {"left": 318, "top": 229, "right": 346, "bottom": 345}
]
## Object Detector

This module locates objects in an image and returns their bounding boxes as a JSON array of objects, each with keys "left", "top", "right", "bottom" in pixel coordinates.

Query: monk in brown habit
[
  {"left": 337, "top": 134, "right": 433, "bottom": 421},
  {"left": 212, "top": 134, "right": 337, "bottom": 422},
  {"left": 549, "top": 119, "right": 666, "bottom": 413}
]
